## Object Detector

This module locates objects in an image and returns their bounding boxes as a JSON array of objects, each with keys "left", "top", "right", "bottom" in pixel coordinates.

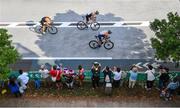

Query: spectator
[
  {"left": 145, "top": 64, "right": 155, "bottom": 91},
  {"left": 78, "top": 65, "right": 85, "bottom": 87},
  {"left": 103, "top": 66, "right": 112, "bottom": 86},
  {"left": 112, "top": 66, "right": 122, "bottom": 88},
  {"left": 64, "top": 68, "right": 75, "bottom": 89},
  {"left": 161, "top": 77, "right": 179, "bottom": 101},
  {"left": 17, "top": 69, "right": 29, "bottom": 94},
  {"left": 159, "top": 66, "right": 170, "bottom": 90},
  {"left": 129, "top": 66, "right": 138, "bottom": 88},
  {"left": 8, "top": 76, "right": 21, "bottom": 97},
  {"left": 49, "top": 65, "right": 63, "bottom": 90},
  {"left": 91, "top": 62, "right": 101, "bottom": 89},
  {"left": 39, "top": 65, "right": 50, "bottom": 87}
]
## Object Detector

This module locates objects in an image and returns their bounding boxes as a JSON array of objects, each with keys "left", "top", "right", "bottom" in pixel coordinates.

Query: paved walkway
[{"left": 0, "top": 96, "right": 180, "bottom": 107}]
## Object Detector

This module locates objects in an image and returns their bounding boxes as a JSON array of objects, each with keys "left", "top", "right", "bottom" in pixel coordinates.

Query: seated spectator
[
  {"left": 49, "top": 65, "right": 63, "bottom": 90},
  {"left": 112, "top": 66, "right": 122, "bottom": 88},
  {"left": 17, "top": 69, "right": 29, "bottom": 94},
  {"left": 145, "top": 64, "right": 155, "bottom": 91},
  {"left": 39, "top": 65, "right": 50, "bottom": 87},
  {"left": 78, "top": 65, "right": 85, "bottom": 87},
  {"left": 128, "top": 66, "right": 138, "bottom": 88},
  {"left": 161, "top": 77, "right": 179, "bottom": 101},
  {"left": 103, "top": 66, "right": 112, "bottom": 86},
  {"left": 8, "top": 76, "right": 21, "bottom": 97}
]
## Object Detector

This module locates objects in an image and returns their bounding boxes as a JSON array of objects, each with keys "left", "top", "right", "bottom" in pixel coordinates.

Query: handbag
[{"left": 52, "top": 70, "right": 59, "bottom": 82}]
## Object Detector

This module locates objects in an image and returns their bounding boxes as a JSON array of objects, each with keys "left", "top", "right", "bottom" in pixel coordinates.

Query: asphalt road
[{"left": 0, "top": 0, "right": 180, "bottom": 59}]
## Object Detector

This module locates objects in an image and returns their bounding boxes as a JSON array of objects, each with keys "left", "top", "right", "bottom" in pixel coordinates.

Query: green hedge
[{"left": 9, "top": 71, "right": 180, "bottom": 81}]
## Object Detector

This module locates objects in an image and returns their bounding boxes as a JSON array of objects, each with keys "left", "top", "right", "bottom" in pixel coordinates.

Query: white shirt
[
  {"left": 39, "top": 69, "right": 49, "bottom": 79},
  {"left": 18, "top": 73, "right": 29, "bottom": 85},
  {"left": 113, "top": 71, "right": 122, "bottom": 80},
  {"left": 145, "top": 69, "right": 155, "bottom": 81}
]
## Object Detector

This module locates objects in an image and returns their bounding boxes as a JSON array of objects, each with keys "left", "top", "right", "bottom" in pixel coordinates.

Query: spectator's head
[
  {"left": 163, "top": 67, "right": 169, "bottom": 73},
  {"left": 117, "top": 67, "right": 121, "bottom": 73},
  {"left": 105, "top": 66, "right": 110, "bottom": 71},
  {"left": 132, "top": 67, "right": 138, "bottom": 72},
  {"left": 147, "top": 64, "right": 153, "bottom": 70},
  {"left": 53, "top": 65, "right": 57, "bottom": 70},
  {"left": 19, "top": 69, "right": 23, "bottom": 74},
  {"left": 40, "top": 65, "right": 45, "bottom": 70},
  {"left": 78, "top": 65, "right": 82, "bottom": 70},
  {"left": 173, "top": 77, "right": 178, "bottom": 83}
]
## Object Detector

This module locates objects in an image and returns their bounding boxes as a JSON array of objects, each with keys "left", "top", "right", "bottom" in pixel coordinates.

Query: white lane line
[
  {"left": 22, "top": 57, "right": 113, "bottom": 60},
  {"left": 0, "top": 21, "right": 150, "bottom": 28}
]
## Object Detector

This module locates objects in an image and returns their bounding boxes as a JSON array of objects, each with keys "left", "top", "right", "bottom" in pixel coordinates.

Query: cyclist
[
  {"left": 40, "top": 16, "right": 52, "bottom": 34},
  {"left": 97, "top": 30, "right": 112, "bottom": 47},
  {"left": 85, "top": 11, "right": 99, "bottom": 24}
]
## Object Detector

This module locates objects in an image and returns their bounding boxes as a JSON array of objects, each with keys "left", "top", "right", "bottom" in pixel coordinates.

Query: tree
[
  {"left": 0, "top": 28, "right": 21, "bottom": 81},
  {"left": 150, "top": 12, "right": 180, "bottom": 67}
]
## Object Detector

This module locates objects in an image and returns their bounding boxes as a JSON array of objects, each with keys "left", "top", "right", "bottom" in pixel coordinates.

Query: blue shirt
[
  {"left": 167, "top": 82, "right": 179, "bottom": 90},
  {"left": 129, "top": 70, "right": 138, "bottom": 81}
]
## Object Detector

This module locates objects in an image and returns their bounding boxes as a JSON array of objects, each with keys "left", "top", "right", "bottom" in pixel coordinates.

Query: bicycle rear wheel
[
  {"left": 77, "top": 21, "right": 87, "bottom": 30},
  {"left": 90, "top": 22, "right": 100, "bottom": 31},
  {"left": 89, "top": 40, "right": 99, "bottom": 49},
  {"left": 104, "top": 41, "right": 114, "bottom": 50},
  {"left": 48, "top": 26, "right": 58, "bottom": 34}
]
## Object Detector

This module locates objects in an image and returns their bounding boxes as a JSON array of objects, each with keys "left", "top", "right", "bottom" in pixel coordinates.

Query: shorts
[
  {"left": 98, "top": 35, "right": 104, "bottom": 42},
  {"left": 86, "top": 14, "right": 91, "bottom": 22}
]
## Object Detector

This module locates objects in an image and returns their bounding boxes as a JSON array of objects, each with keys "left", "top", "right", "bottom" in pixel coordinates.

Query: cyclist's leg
[{"left": 98, "top": 35, "right": 103, "bottom": 47}]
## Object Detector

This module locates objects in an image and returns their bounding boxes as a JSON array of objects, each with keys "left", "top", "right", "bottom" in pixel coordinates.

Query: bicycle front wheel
[
  {"left": 104, "top": 41, "right": 114, "bottom": 50},
  {"left": 89, "top": 40, "right": 99, "bottom": 49},
  {"left": 48, "top": 26, "right": 58, "bottom": 34},
  {"left": 90, "top": 22, "right": 100, "bottom": 31},
  {"left": 77, "top": 21, "right": 87, "bottom": 30}
]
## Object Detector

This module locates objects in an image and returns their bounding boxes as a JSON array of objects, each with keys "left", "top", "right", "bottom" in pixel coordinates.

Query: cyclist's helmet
[
  {"left": 95, "top": 11, "right": 99, "bottom": 15},
  {"left": 108, "top": 30, "right": 112, "bottom": 34}
]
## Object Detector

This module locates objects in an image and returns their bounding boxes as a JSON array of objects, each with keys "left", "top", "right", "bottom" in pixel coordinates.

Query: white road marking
[
  {"left": 22, "top": 57, "right": 113, "bottom": 60},
  {"left": 0, "top": 21, "right": 150, "bottom": 28}
]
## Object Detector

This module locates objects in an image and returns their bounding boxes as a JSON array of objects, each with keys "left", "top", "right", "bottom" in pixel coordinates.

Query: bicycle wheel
[
  {"left": 48, "top": 26, "right": 58, "bottom": 34},
  {"left": 77, "top": 21, "right": 87, "bottom": 30},
  {"left": 35, "top": 25, "right": 43, "bottom": 34},
  {"left": 104, "top": 41, "right": 114, "bottom": 50},
  {"left": 89, "top": 40, "right": 99, "bottom": 49},
  {"left": 90, "top": 22, "right": 100, "bottom": 31}
]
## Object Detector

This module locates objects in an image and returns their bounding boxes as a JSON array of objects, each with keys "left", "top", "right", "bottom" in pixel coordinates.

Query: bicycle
[
  {"left": 77, "top": 16, "right": 100, "bottom": 31},
  {"left": 89, "top": 35, "right": 114, "bottom": 50},
  {"left": 35, "top": 23, "right": 58, "bottom": 34}
]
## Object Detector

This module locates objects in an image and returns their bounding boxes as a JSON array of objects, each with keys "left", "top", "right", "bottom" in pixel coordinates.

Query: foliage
[
  {"left": 0, "top": 28, "right": 20, "bottom": 80},
  {"left": 150, "top": 12, "right": 180, "bottom": 63}
]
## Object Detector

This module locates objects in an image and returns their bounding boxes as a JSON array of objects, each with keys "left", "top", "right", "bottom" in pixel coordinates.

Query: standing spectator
[
  {"left": 49, "top": 65, "right": 63, "bottom": 90},
  {"left": 17, "top": 69, "right": 29, "bottom": 94},
  {"left": 8, "top": 76, "right": 21, "bottom": 97},
  {"left": 159, "top": 66, "right": 170, "bottom": 90},
  {"left": 129, "top": 66, "right": 138, "bottom": 88},
  {"left": 91, "top": 62, "right": 101, "bottom": 89},
  {"left": 112, "top": 66, "right": 122, "bottom": 88},
  {"left": 39, "top": 65, "right": 50, "bottom": 87},
  {"left": 102, "top": 66, "right": 112, "bottom": 86},
  {"left": 78, "top": 65, "right": 85, "bottom": 87},
  {"left": 145, "top": 64, "right": 155, "bottom": 91}
]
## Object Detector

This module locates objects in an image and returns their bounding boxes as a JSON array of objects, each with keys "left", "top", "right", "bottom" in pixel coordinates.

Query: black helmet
[
  {"left": 95, "top": 11, "right": 99, "bottom": 15},
  {"left": 108, "top": 30, "right": 112, "bottom": 34}
]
